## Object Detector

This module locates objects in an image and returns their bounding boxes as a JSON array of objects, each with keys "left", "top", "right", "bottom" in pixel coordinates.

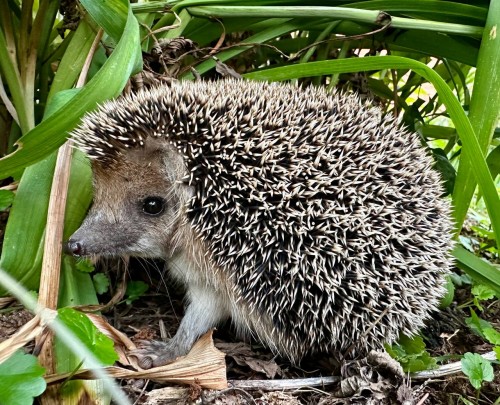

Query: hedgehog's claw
[{"left": 131, "top": 339, "right": 188, "bottom": 369}]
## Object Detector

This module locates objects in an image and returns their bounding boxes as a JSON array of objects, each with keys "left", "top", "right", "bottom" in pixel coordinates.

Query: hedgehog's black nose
[{"left": 65, "top": 240, "right": 85, "bottom": 257}]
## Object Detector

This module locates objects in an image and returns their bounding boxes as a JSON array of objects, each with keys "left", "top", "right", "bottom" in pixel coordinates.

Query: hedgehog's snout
[{"left": 65, "top": 239, "right": 85, "bottom": 257}]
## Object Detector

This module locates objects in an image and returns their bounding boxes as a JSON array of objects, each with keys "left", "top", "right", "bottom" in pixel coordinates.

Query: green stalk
[
  {"left": 327, "top": 40, "right": 351, "bottom": 91},
  {"left": 343, "top": 0, "right": 487, "bottom": 23},
  {"left": 187, "top": 6, "right": 484, "bottom": 37},
  {"left": 37, "top": 0, "right": 60, "bottom": 63},
  {"left": 452, "top": 0, "right": 500, "bottom": 236},
  {"left": 0, "top": 1, "right": 18, "bottom": 66},
  {"left": 0, "top": 28, "right": 30, "bottom": 134},
  {"left": 299, "top": 21, "right": 339, "bottom": 64},
  {"left": 19, "top": 0, "right": 35, "bottom": 130}
]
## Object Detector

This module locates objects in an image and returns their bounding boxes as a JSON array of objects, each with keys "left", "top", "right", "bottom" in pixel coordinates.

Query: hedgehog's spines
[{"left": 71, "top": 79, "right": 454, "bottom": 360}]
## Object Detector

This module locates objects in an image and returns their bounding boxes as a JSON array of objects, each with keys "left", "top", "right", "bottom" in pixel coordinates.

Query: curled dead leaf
[{"left": 45, "top": 330, "right": 227, "bottom": 389}]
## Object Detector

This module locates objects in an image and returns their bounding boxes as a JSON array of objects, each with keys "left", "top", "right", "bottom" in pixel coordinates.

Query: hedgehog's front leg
[{"left": 134, "top": 282, "right": 231, "bottom": 369}]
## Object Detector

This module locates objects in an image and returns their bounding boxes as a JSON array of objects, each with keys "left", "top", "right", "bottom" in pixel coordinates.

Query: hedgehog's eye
[{"left": 142, "top": 197, "right": 165, "bottom": 216}]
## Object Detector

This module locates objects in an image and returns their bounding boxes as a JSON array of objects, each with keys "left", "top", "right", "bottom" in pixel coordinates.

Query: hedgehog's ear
[{"left": 142, "top": 137, "right": 188, "bottom": 185}]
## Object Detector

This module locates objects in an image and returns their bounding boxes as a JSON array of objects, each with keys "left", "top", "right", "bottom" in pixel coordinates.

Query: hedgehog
[{"left": 67, "top": 79, "right": 454, "bottom": 369}]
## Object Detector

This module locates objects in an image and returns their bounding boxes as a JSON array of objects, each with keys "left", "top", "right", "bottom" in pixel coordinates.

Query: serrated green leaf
[
  {"left": 75, "top": 259, "right": 95, "bottom": 274},
  {"left": 93, "top": 273, "right": 110, "bottom": 295},
  {"left": 494, "top": 346, "right": 500, "bottom": 360},
  {"left": 125, "top": 280, "right": 149, "bottom": 305},
  {"left": 471, "top": 284, "right": 497, "bottom": 301},
  {"left": 386, "top": 335, "right": 437, "bottom": 372},
  {"left": 0, "top": 350, "right": 46, "bottom": 405},
  {"left": 461, "top": 352, "right": 494, "bottom": 389},
  {"left": 57, "top": 307, "right": 118, "bottom": 366},
  {"left": 449, "top": 272, "right": 472, "bottom": 287}
]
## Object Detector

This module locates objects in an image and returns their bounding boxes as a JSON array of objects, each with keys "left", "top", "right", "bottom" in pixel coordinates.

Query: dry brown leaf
[
  {"left": 0, "top": 314, "right": 45, "bottom": 363},
  {"left": 45, "top": 330, "right": 227, "bottom": 389},
  {"left": 0, "top": 296, "right": 16, "bottom": 310},
  {"left": 260, "top": 391, "right": 302, "bottom": 405},
  {"left": 85, "top": 312, "right": 139, "bottom": 368},
  {"left": 143, "top": 387, "right": 191, "bottom": 405},
  {"left": 243, "top": 357, "right": 281, "bottom": 379},
  {"left": 217, "top": 340, "right": 282, "bottom": 378}
]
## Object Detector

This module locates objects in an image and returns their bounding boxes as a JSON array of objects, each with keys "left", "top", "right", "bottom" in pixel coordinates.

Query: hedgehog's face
[{"left": 67, "top": 140, "right": 193, "bottom": 259}]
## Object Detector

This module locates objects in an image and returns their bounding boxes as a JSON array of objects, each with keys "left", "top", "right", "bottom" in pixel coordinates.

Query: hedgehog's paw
[{"left": 132, "top": 339, "right": 189, "bottom": 369}]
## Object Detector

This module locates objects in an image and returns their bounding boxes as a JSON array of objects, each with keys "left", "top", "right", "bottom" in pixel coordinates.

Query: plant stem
[
  {"left": 188, "top": 6, "right": 484, "bottom": 37},
  {"left": 452, "top": 0, "right": 500, "bottom": 236},
  {"left": 0, "top": 27, "right": 30, "bottom": 134}
]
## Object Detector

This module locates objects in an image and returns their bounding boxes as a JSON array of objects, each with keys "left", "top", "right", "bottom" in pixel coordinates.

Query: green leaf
[
  {"left": 75, "top": 259, "right": 95, "bottom": 274},
  {"left": 465, "top": 309, "right": 493, "bottom": 339},
  {"left": 57, "top": 307, "right": 118, "bottom": 366},
  {"left": 0, "top": 190, "right": 15, "bottom": 211},
  {"left": 471, "top": 284, "right": 497, "bottom": 301},
  {"left": 386, "top": 335, "right": 437, "bottom": 372},
  {"left": 439, "top": 276, "right": 455, "bottom": 309},
  {"left": 80, "top": 0, "right": 128, "bottom": 43},
  {"left": 431, "top": 149, "right": 456, "bottom": 196},
  {"left": 486, "top": 145, "right": 500, "bottom": 180},
  {"left": 0, "top": 1, "right": 142, "bottom": 179},
  {"left": 453, "top": 245, "right": 500, "bottom": 297},
  {"left": 483, "top": 328, "right": 500, "bottom": 346},
  {"left": 188, "top": 6, "right": 483, "bottom": 36},
  {"left": 450, "top": 0, "right": 500, "bottom": 235},
  {"left": 460, "top": 397, "right": 475, "bottom": 405},
  {"left": 494, "top": 346, "right": 500, "bottom": 361},
  {"left": 93, "top": 273, "right": 110, "bottom": 295},
  {"left": 460, "top": 352, "right": 494, "bottom": 389},
  {"left": 125, "top": 280, "right": 149, "bottom": 305},
  {"left": 0, "top": 351, "right": 46, "bottom": 405},
  {"left": 449, "top": 272, "right": 472, "bottom": 287}
]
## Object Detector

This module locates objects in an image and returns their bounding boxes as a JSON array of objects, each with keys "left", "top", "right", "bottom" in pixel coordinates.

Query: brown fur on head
[{"left": 70, "top": 138, "right": 193, "bottom": 258}]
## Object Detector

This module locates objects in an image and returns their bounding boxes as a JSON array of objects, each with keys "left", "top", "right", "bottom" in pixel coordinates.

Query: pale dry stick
[
  {"left": 415, "top": 393, "right": 429, "bottom": 405},
  {"left": 0, "top": 296, "right": 16, "bottom": 309},
  {"left": 228, "top": 376, "right": 340, "bottom": 391},
  {"left": 36, "top": 28, "right": 103, "bottom": 404},
  {"left": 411, "top": 351, "right": 497, "bottom": 379},
  {"left": 140, "top": 11, "right": 181, "bottom": 43},
  {"left": 0, "top": 183, "right": 17, "bottom": 192},
  {"left": 208, "top": 19, "right": 226, "bottom": 56}
]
